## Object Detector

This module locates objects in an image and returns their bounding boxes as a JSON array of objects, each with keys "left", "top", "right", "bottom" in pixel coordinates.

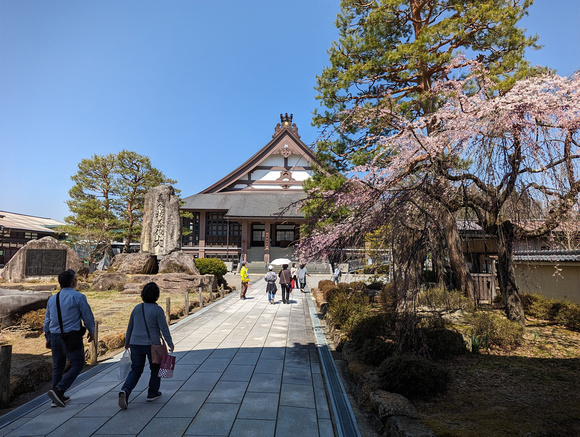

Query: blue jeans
[
  {"left": 50, "top": 333, "right": 85, "bottom": 393},
  {"left": 121, "top": 344, "right": 161, "bottom": 398},
  {"left": 268, "top": 291, "right": 276, "bottom": 301}
]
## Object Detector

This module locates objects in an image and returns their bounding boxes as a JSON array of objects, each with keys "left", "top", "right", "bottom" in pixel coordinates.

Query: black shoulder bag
[{"left": 56, "top": 292, "right": 87, "bottom": 351}]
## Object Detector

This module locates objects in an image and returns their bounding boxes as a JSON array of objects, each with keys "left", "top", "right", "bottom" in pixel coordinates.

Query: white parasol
[{"left": 270, "top": 258, "right": 293, "bottom": 266}]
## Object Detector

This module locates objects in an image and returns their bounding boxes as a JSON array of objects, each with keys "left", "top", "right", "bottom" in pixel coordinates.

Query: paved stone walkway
[{"left": 0, "top": 277, "right": 342, "bottom": 437}]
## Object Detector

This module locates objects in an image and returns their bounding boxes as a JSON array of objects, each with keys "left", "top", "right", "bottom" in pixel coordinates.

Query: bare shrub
[
  {"left": 417, "top": 286, "right": 475, "bottom": 312},
  {"left": 19, "top": 309, "right": 46, "bottom": 331}
]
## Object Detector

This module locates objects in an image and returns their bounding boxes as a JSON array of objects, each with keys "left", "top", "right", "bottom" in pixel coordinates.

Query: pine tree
[{"left": 62, "top": 151, "right": 175, "bottom": 262}]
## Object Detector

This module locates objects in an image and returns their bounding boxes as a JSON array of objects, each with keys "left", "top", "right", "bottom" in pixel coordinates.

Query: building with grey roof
[
  {"left": 180, "top": 114, "right": 322, "bottom": 268},
  {"left": 0, "top": 211, "right": 65, "bottom": 267}
]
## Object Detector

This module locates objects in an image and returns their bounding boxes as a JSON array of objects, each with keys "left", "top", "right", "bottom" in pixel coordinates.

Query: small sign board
[{"left": 25, "top": 249, "right": 67, "bottom": 276}]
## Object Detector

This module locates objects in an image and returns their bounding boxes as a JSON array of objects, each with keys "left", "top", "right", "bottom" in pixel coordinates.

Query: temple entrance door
[{"left": 251, "top": 223, "right": 265, "bottom": 247}]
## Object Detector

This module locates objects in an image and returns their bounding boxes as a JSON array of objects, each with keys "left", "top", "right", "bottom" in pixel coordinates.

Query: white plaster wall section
[
  {"left": 252, "top": 169, "right": 274, "bottom": 180},
  {"left": 287, "top": 154, "right": 309, "bottom": 167},
  {"left": 261, "top": 155, "right": 285, "bottom": 167},
  {"left": 290, "top": 171, "right": 312, "bottom": 181}
]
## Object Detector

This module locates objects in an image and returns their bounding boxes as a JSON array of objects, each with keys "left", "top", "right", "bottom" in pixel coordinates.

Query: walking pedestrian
[
  {"left": 118, "top": 282, "right": 174, "bottom": 409},
  {"left": 333, "top": 266, "right": 342, "bottom": 285},
  {"left": 44, "top": 269, "right": 95, "bottom": 407},
  {"left": 240, "top": 260, "right": 249, "bottom": 299},
  {"left": 265, "top": 265, "right": 277, "bottom": 304},
  {"left": 297, "top": 263, "right": 310, "bottom": 292},
  {"left": 279, "top": 264, "right": 292, "bottom": 304},
  {"left": 290, "top": 263, "right": 298, "bottom": 291}
]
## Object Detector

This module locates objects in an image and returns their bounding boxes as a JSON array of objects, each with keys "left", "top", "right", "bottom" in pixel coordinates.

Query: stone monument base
[{"left": 121, "top": 273, "right": 214, "bottom": 294}]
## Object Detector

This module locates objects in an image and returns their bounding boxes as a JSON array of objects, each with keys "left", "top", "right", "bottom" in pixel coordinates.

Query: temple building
[
  {"left": 0, "top": 211, "right": 65, "bottom": 267},
  {"left": 181, "top": 114, "right": 321, "bottom": 269}
]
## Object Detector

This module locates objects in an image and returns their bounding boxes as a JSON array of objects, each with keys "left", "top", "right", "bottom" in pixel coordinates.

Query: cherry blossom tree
[
  {"left": 300, "top": 66, "right": 580, "bottom": 323},
  {"left": 311, "top": 0, "right": 541, "bottom": 296}
]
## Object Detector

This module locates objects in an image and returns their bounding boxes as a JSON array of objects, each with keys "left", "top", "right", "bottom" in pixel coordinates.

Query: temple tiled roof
[
  {"left": 182, "top": 192, "right": 306, "bottom": 219},
  {"left": 0, "top": 210, "right": 64, "bottom": 233},
  {"left": 513, "top": 250, "right": 580, "bottom": 263}
]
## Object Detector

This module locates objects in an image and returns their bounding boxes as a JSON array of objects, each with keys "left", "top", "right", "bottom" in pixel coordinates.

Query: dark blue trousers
[
  {"left": 50, "top": 333, "right": 85, "bottom": 393},
  {"left": 121, "top": 344, "right": 161, "bottom": 398}
]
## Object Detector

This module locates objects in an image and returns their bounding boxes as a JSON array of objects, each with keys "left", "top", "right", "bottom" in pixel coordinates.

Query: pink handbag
[{"left": 158, "top": 353, "right": 175, "bottom": 378}]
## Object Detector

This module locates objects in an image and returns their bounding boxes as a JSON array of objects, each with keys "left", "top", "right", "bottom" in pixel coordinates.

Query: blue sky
[{"left": 1, "top": 1, "right": 579, "bottom": 222}]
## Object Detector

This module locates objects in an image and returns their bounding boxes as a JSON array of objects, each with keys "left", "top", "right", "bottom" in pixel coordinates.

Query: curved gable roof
[{"left": 200, "top": 122, "right": 319, "bottom": 194}]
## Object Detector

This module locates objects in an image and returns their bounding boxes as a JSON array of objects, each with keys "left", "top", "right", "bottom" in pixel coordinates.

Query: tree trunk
[
  {"left": 124, "top": 221, "right": 133, "bottom": 253},
  {"left": 124, "top": 202, "right": 134, "bottom": 253},
  {"left": 440, "top": 209, "right": 475, "bottom": 299},
  {"left": 391, "top": 227, "right": 423, "bottom": 307},
  {"left": 496, "top": 222, "right": 525, "bottom": 324}
]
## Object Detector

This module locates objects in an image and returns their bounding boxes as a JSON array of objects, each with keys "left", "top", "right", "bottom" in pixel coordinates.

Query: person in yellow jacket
[{"left": 240, "top": 261, "right": 249, "bottom": 299}]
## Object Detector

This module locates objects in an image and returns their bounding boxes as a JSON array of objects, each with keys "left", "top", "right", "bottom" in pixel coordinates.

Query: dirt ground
[
  {"left": 310, "top": 286, "right": 580, "bottom": 436},
  {"left": 412, "top": 318, "right": 580, "bottom": 436}
]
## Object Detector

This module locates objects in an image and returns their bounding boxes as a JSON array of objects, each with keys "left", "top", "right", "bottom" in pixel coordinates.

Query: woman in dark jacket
[
  {"left": 118, "top": 282, "right": 174, "bottom": 409},
  {"left": 279, "top": 264, "right": 292, "bottom": 304}
]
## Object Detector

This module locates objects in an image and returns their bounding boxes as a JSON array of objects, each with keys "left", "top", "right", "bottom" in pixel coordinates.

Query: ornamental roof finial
[{"left": 274, "top": 113, "right": 299, "bottom": 138}]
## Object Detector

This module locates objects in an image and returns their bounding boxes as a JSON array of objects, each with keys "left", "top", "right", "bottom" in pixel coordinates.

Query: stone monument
[
  {"left": 140, "top": 184, "right": 181, "bottom": 257},
  {"left": 94, "top": 184, "right": 205, "bottom": 291},
  {"left": 1, "top": 236, "right": 81, "bottom": 282}
]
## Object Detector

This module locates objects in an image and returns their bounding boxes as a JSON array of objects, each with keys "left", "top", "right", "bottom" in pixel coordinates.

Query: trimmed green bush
[
  {"left": 194, "top": 258, "right": 228, "bottom": 287},
  {"left": 327, "top": 298, "right": 370, "bottom": 332},
  {"left": 466, "top": 311, "right": 524, "bottom": 351},
  {"left": 377, "top": 354, "right": 450, "bottom": 399},
  {"left": 422, "top": 328, "right": 467, "bottom": 359},
  {"left": 349, "top": 313, "right": 395, "bottom": 347},
  {"left": 318, "top": 280, "right": 336, "bottom": 297},
  {"left": 358, "top": 338, "right": 396, "bottom": 366},
  {"left": 326, "top": 288, "right": 371, "bottom": 335},
  {"left": 341, "top": 304, "right": 373, "bottom": 335},
  {"left": 337, "top": 282, "right": 352, "bottom": 293},
  {"left": 194, "top": 258, "right": 227, "bottom": 276},
  {"left": 520, "top": 293, "right": 541, "bottom": 314},
  {"left": 521, "top": 293, "right": 580, "bottom": 331},
  {"left": 555, "top": 303, "right": 580, "bottom": 331},
  {"left": 325, "top": 286, "right": 347, "bottom": 306}
]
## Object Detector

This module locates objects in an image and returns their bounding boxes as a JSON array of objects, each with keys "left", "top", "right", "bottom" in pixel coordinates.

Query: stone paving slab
[{"left": 0, "top": 276, "right": 344, "bottom": 436}]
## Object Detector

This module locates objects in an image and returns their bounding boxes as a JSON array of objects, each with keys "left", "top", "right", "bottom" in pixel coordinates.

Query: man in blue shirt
[{"left": 44, "top": 269, "right": 95, "bottom": 407}]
